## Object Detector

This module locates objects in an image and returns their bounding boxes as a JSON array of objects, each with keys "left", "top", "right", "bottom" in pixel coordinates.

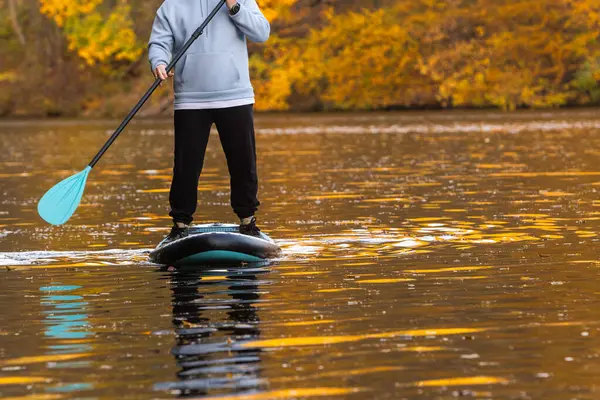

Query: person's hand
[
  {"left": 225, "top": 0, "right": 237, "bottom": 10},
  {"left": 153, "top": 64, "right": 173, "bottom": 82}
]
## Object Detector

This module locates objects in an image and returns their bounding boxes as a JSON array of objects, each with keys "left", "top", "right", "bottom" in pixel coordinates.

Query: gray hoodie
[{"left": 148, "top": 0, "right": 270, "bottom": 105}]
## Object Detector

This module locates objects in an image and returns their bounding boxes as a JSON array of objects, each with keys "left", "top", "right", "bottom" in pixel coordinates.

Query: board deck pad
[{"left": 149, "top": 223, "right": 281, "bottom": 266}]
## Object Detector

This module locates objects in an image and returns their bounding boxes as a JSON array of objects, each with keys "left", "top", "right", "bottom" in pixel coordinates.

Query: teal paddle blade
[{"left": 37, "top": 166, "right": 92, "bottom": 225}]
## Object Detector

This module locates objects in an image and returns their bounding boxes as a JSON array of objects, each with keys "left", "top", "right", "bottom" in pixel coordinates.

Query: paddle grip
[{"left": 89, "top": 0, "right": 227, "bottom": 168}]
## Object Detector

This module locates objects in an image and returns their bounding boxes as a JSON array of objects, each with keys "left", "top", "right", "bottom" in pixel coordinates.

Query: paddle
[{"left": 38, "top": 0, "right": 227, "bottom": 225}]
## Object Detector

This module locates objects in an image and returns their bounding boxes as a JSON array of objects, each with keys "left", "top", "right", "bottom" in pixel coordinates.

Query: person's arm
[
  {"left": 227, "top": 0, "right": 270, "bottom": 43},
  {"left": 148, "top": 6, "right": 174, "bottom": 75}
]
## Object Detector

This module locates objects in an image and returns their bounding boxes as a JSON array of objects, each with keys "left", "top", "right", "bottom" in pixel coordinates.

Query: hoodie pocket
[{"left": 181, "top": 52, "right": 241, "bottom": 93}]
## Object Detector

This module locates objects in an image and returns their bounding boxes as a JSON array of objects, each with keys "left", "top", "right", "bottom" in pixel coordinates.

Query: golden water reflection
[{"left": 2, "top": 110, "right": 600, "bottom": 398}]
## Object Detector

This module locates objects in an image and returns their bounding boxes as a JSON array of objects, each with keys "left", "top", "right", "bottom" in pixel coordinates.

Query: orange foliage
[
  {"left": 253, "top": 0, "right": 600, "bottom": 110},
  {"left": 13, "top": 0, "right": 600, "bottom": 114}
]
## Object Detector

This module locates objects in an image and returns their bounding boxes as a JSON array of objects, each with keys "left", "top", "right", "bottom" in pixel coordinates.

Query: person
[{"left": 148, "top": 0, "right": 270, "bottom": 243}]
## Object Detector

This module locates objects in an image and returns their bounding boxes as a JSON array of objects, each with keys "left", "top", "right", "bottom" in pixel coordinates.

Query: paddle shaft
[{"left": 89, "top": 0, "right": 227, "bottom": 168}]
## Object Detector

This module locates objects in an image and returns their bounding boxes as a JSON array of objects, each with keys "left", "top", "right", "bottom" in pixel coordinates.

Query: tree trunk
[{"left": 7, "top": 0, "right": 26, "bottom": 46}]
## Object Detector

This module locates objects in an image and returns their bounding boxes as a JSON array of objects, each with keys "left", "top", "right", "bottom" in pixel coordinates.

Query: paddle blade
[{"left": 37, "top": 166, "right": 92, "bottom": 225}]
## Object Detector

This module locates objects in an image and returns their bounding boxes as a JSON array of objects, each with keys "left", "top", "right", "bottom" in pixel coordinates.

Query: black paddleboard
[{"left": 149, "top": 223, "right": 281, "bottom": 266}]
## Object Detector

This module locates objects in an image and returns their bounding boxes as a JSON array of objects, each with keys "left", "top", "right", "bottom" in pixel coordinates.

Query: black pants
[{"left": 169, "top": 105, "right": 259, "bottom": 224}]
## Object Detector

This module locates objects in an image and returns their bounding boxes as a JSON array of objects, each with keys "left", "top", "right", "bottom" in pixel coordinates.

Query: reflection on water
[
  {"left": 41, "top": 285, "right": 91, "bottom": 342},
  {"left": 1, "top": 110, "right": 600, "bottom": 398},
  {"left": 157, "top": 266, "right": 268, "bottom": 397},
  {"left": 40, "top": 284, "right": 95, "bottom": 394}
]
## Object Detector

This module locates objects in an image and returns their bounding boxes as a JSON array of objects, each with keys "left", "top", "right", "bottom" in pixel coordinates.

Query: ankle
[
  {"left": 240, "top": 216, "right": 255, "bottom": 225},
  {"left": 175, "top": 222, "right": 189, "bottom": 228}
]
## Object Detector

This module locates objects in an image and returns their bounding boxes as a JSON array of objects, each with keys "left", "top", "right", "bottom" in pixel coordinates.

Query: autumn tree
[
  {"left": 39, "top": 0, "right": 143, "bottom": 68},
  {"left": 2, "top": 0, "right": 600, "bottom": 116},
  {"left": 254, "top": 0, "right": 600, "bottom": 111}
]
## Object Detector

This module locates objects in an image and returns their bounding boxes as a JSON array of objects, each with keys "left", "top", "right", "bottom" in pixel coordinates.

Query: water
[{"left": 1, "top": 109, "right": 600, "bottom": 399}]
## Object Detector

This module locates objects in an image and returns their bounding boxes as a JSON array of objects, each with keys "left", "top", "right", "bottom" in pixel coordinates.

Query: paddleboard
[{"left": 149, "top": 223, "right": 281, "bottom": 266}]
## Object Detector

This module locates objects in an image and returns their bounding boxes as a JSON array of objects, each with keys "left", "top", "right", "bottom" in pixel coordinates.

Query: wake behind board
[{"left": 149, "top": 223, "right": 281, "bottom": 266}]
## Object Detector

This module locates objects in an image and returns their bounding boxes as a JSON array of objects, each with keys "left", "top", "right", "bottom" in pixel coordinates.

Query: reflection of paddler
[{"left": 156, "top": 266, "right": 268, "bottom": 396}]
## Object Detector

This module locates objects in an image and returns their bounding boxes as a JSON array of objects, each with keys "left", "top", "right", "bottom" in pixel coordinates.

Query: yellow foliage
[
  {"left": 252, "top": 35, "right": 306, "bottom": 110},
  {"left": 298, "top": 7, "right": 437, "bottom": 109},
  {"left": 39, "top": 0, "right": 291, "bottom": 71},
  {"left": 39, "top": 0, "right": 102, "bottom": 27},
  {"left": 0, "top": 71, "right": 17, "bottom": 82},
  {"left": 253, "top": 0, "right": 600, "bottom": 110},
  {"left": 258, "top": 0, "right": 297, "bottom": 22},
  {"left": 34, "top": 0, "right": 600, "bottom": 111},
  {"left": 422, "top": 0, "right": 600, "bottom": 109},
  {"left": 40, "top": 0, "right": 143, "bottom": 67}
]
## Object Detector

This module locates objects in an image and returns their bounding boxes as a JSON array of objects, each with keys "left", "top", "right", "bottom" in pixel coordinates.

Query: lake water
[{"left": 1, "top": 109, "right": 600, "bottom": 399}]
